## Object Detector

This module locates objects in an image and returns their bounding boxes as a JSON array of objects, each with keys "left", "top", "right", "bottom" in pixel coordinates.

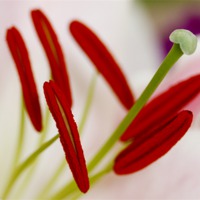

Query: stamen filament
[
  {"left": 79, "top": 72, "right": 98, "bottom": 133},
  {"left": 12, "top": 94, "right": 26, "bottom": 168},
  {"left": 5, "top": 94, "right": 26, "bottom": 198},
  {"left": 37, "top": 160, "right": 67, "bottom": 199},
  {"left": 14, "top": 107, "right": 51, "bottom": 198},
  {"left": 2, "top": 134, "right": 59, "bottom": 199}
]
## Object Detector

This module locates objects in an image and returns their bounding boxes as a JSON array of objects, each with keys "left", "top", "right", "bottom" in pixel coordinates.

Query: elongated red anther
[
  {"left": 114, "top": 110, "right": 193, "bottom": 175},
  {"left": 6, "top": 27, "right": 42, "bottom": 132},
  {"left": 43, "top": 81, "right": 89, "bottom": 193},
  {"left": 31, "top": 9, "right": 72, "bottom": 107},
  {"left": 121, "top": 74, "right": 200, "bottom": 141},
  {"left": 70, "top": 20, "right": 134, "bottom": 110}
]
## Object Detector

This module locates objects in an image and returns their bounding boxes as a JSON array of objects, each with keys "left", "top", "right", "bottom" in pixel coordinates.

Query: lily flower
[
  {"left": 43, "top": 81, "right": 89, "bottom": 193},
  {"left": 6, "top": 27, "right": 42, "bottom": 132},
  {"left": 2, "top": 2, "right": 200, "bottom": 200},
  {"left": 70, "top": 20, "right": 134, "bottom": 110},
  {"left": 114, "top": 110, "right": 193, "bottom": 174},
  {"left": 121, "top": 74, "right": 200, "bottom": 141},
  {"left": 31, "top": 9, "right": 72, "bottom": 107}
]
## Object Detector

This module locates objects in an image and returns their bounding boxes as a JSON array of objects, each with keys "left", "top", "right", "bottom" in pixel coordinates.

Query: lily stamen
[
  {"left": 121, "top": 74, "right": 200, "bottom": 141},
  {"left": 114, "top": 110, "right": 193, "bottom": 174},
  {"left": 70, "top": 20, "right": 134, "bottom": 109},
  {"left": 43, "top": 81, "right": 89, "bottom": 193},
  {"left": 6, "top": 27, "right": 42, "bottom": 132},
  {"left": 31, "top": 9, "right": 72, "bottom": 107}
]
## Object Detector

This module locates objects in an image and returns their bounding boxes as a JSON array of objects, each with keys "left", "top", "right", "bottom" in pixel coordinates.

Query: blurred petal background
[{"left": 0, "top": 0, "right": 200, "bottom": 199}]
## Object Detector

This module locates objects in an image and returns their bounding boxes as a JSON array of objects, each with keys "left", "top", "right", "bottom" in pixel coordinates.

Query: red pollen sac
[
  {"left": 121, "top": 74, "right": 200, "bottom": 141},
  {"left": 114, "top": 110, "right": 193, "bottom": 175},
  {"left": 70, "top": 20, "right": 134, "bottom": 110},
  {"left": 31, "top": 9, "right": 72, "bottom": 107},
  {"left": 43, "top": 81, "right": 89, "bottom": 193},
  {"left": 6, "top": 27, "right": 42, "bottom": 132}
]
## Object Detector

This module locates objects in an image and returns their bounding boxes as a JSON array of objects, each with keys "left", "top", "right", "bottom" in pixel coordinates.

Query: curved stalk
[
  {"left": 15, "top": 107, "right": 51, "bottom": 198},
  {"left": 2, "top": 134, "right": 59, "bottom": 199}
]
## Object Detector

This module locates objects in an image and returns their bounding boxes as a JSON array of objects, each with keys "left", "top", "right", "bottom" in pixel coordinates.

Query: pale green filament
[
  {"left": 79, "top": 72, "right": 98, "bottom": 133},
  {"left": 15, "top": 107, "right": 51, "bottom": 198},
  {"left": 13, "top": 94, "right": 26, "bottom": 168},
  {"left": 2, "top": 94, "right": 26, "bottom": 198},
  {"left": 2, "top": 134, "right": 59, "bottom": 199},
  {"left": 37, "top": 160, "right": 67, "bottom": 199}
]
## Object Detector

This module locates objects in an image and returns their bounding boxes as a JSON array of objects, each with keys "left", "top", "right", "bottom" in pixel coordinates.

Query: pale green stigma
[{"left": 170, "top": 29, "right": 197, "bottom": 55}]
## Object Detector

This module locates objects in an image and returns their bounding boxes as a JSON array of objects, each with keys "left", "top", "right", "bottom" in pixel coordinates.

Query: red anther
[
  {"left": 31, "top": 9, "right": 72, "bottom": 107},
  {"left": 6, "top": 27, "right": 42, "bottom": 132},
  {"left": 121, "top": 75, "right": 200, "bottom": 141},
  {"left": 43, "top": 81, "right": 89, "bottom": 193},
  {"left": 70, "top": 20, "right": 134, "bottom": 110},
  {"left": 114, "top": 110, "right": 193, "bottom": 175}
]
